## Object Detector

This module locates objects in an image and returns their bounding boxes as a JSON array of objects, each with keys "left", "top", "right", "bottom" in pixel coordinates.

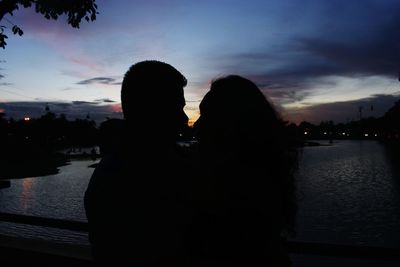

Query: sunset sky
[{"left": 1, "top": 0, "right": 400, "bottom": 124}]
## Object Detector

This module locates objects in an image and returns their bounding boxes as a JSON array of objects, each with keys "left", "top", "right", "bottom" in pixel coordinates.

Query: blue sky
[{"left": 1, "top": 0, "right": 400, "bottom": 124}]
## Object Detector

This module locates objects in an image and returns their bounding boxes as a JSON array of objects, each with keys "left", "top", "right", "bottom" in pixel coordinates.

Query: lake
[
  {"left": 0, "top": 160, "right": 95, "bottom": 245},
  {"left": 0, "top": 140, "right": 400, "bottom": 248},
  {"left": 294, "top": 140, "right": 400, "bottom": 248}
]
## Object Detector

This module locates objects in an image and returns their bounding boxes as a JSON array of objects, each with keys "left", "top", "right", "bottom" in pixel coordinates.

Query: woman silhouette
[{"left": 192, "top": 75, "right": 297, "bottom": 266}]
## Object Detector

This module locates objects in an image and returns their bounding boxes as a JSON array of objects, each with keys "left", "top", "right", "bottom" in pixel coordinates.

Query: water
[
  {"left": 294, "top": 140, "right": 400, "bottom": 248},
  {"left": 0, "top": 160, "right": 97, "bottom": 245},
  {"left": 0, "top": 140, "right": 400, "bottom": 248}
]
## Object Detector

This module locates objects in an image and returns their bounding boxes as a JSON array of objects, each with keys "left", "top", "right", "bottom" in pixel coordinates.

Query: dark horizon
[{"left": 1, "top": 93, "right": 400, "bottom": 126}]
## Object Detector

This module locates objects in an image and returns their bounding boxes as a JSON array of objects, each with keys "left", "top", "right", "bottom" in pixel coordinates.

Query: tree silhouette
[
  {"left": 383, "top": 100, "right": 400, "bottom": 134},
  {"left": 0, "top": 0, "right": 98, "bottom": 48}
]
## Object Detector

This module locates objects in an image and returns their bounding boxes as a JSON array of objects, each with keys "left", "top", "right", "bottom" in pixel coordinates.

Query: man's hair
[{"left": 121, "top": 60, "right": 187, "bottom": 120}]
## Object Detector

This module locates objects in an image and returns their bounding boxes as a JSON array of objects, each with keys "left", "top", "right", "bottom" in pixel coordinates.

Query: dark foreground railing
[
  {"left": 0, "top": 212, "right": 92, "bottom": 265},
  {"left": 287, "top": 240, "right": 400, "bottom": 262},
  {"left": 1, "top": 212, "right": 400, "bottom": 264},
  {"left": 0, "top": 212, "right": 88, "bottom": 232}
]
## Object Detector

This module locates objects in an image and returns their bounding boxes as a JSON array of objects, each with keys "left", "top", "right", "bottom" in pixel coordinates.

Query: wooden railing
[
  {"left": 0, "top": 212, "right": 88, "bottom": 232},
  {"left": 287, "top": 240, "right": 400, "bottom": 261},
  {"left": 1, "top": 212, "right": 400, "bottom": 262}
]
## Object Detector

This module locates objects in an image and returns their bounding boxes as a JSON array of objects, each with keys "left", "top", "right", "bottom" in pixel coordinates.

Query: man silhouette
[{"left": 84, "top": 60, "right": 191, "bottom": 265}]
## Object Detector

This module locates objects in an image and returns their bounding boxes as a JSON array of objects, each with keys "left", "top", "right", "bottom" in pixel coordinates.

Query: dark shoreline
[
  {"left": 0, "top": 154, "right": 100, "bottom": 180},
  {"left": 0, "top": 158, "right": 68, "bottom": 180}
]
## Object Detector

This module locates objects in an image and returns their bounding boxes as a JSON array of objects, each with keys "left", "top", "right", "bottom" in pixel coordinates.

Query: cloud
[
  {"left": 77, "top": 77, "right": 122, "bottom": 85},
  {"left": 77, "top": 77, "right": 115, "bottom": 85},
  {"left": 0, "top": 82, "right": 12, "bottom": 86},
  {"left": 284, "top": 93, "right": 400, "bottom": 124},
  {"left": 0, "top": 74, "right": 4, "bottom": 79},
  {"left": 50, "top": 102, "right": 71, "bottom": 109},
  {"left": 206, "top": 2, "right": 400, "bottom": 108},
  {"left": 61, "top": 87, "right": 80, "bottom": 91},
  {"left": 299, "top": 18, "right": 400, "bottom": 79},
  {"left": 5, "top": 7, "right": 110, "bottom": 75},
  {"left": 72, "top": 100, "right": 98, "bottom": 105},
  {"left": 94, "top": 98, "right": 117, "bottom": 103},
  {"left": 60, "top": 70, "right": 87, "bottom": 79},
  {"left": 263, "top": 89, "right": 311, "bottom": 106},
  {"left": 293, "top": 0, "right": 400, "bottom": 79}
]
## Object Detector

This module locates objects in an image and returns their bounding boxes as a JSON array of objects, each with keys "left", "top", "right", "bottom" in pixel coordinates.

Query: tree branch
[{"left": 0, "top": 0, "right": 98, "bottom": 49}]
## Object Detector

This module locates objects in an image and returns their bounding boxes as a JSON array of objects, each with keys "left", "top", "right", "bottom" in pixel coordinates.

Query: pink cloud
[
  {"left": 109, "top": 103, "right": 122, "bottom": 113},
  {"left": 8, "top": 7, "right": 107, "bottom": 75},
  {"left": 11, "top": 7, "right": 95, "bottom": 40}
]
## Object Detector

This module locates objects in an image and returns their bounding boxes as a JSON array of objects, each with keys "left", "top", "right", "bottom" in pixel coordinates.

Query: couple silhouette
[{"left": 84, "top": 60, "right": 297, "bottom": 266}]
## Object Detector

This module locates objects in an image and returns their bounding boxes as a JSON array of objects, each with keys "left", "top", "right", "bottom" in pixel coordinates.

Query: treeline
[
  {"left": 0, "top": 111, "right": 99, "bottom": 178},
  {"left": 0, "top": 111, "right": 98, "bottom": 150},
  {"left": 0, "top": 99, "right": 399, "bottom": 152},
  {"left": 287, "top": 100, "right": 400, "bottom": 141},
  {"left": 0, "top": 110, "right": 194, "bottom": 155},
  {"left": 1, "top": 100, "right": 398, "bottom": 179}
]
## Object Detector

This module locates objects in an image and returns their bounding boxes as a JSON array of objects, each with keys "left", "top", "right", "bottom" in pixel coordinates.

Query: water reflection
[
  {"left": 20, "top": 178, "right": 34, "bottom": 212},
  {"left": 0, "top": 142, "right": 400, "bottom": 248},
  {"left": 294, "top": 140, "right": 400, "bottom": 248},
  {"left": 0, "top": 160, "right": 96, "bottom": 245}
]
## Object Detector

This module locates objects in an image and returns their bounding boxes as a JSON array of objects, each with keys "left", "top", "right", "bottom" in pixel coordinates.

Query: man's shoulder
[{"left": 92, "top": 153, "right": 126, "bottom": 176}]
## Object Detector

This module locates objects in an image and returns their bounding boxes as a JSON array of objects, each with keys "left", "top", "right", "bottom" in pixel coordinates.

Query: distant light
[
  {"left": 179, "top": 133, "right": 183, "bottom": 137},
  {"left": 24, "top": 117, "right": 30, "bottom": 121},
  {"left": 375, "top": 134, "right": 378, "bottom": 137},
  {"left": 342, "top": 132, "right": 346, "bottom": 135},
  {"left": 25, "top": 136, "right": 29, "bottom": 139},
  {"left": 304, "top": 131, "right": 308, "bottom": 135},
  {"left": 324, "top": 132, "right": 327, "bottom": 135},
  {"left": 364, "top": 133, "right": 369, "bottom": 137}
]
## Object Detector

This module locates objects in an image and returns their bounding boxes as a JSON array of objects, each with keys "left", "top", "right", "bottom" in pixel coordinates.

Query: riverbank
[
  {"left": 0, "top": 155, "right": 69, "bottom": 180},
  {"left": 0, "top": 146, "right": 100, "bottom": 180}
]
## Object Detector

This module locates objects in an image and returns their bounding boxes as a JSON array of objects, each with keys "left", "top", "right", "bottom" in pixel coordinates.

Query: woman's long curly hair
[{"left": 196, "top": 75, "right": 298, "bottom": 236}]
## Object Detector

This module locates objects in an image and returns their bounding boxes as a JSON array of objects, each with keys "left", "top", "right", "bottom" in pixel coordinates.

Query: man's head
[{"left": 121, "top": 60, "right": 188, "bottom": 137}]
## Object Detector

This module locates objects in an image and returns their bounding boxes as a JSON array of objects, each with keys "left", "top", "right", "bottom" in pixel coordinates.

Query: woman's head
[
  {"left": 201, "top": 75, "right": 278, "bottom": 121},
  {"left": 196, "top": 75, "right": 283, "bottom": 162},
  {"left": 195, "top": 75, "right": 297, "bottom": 235}
]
